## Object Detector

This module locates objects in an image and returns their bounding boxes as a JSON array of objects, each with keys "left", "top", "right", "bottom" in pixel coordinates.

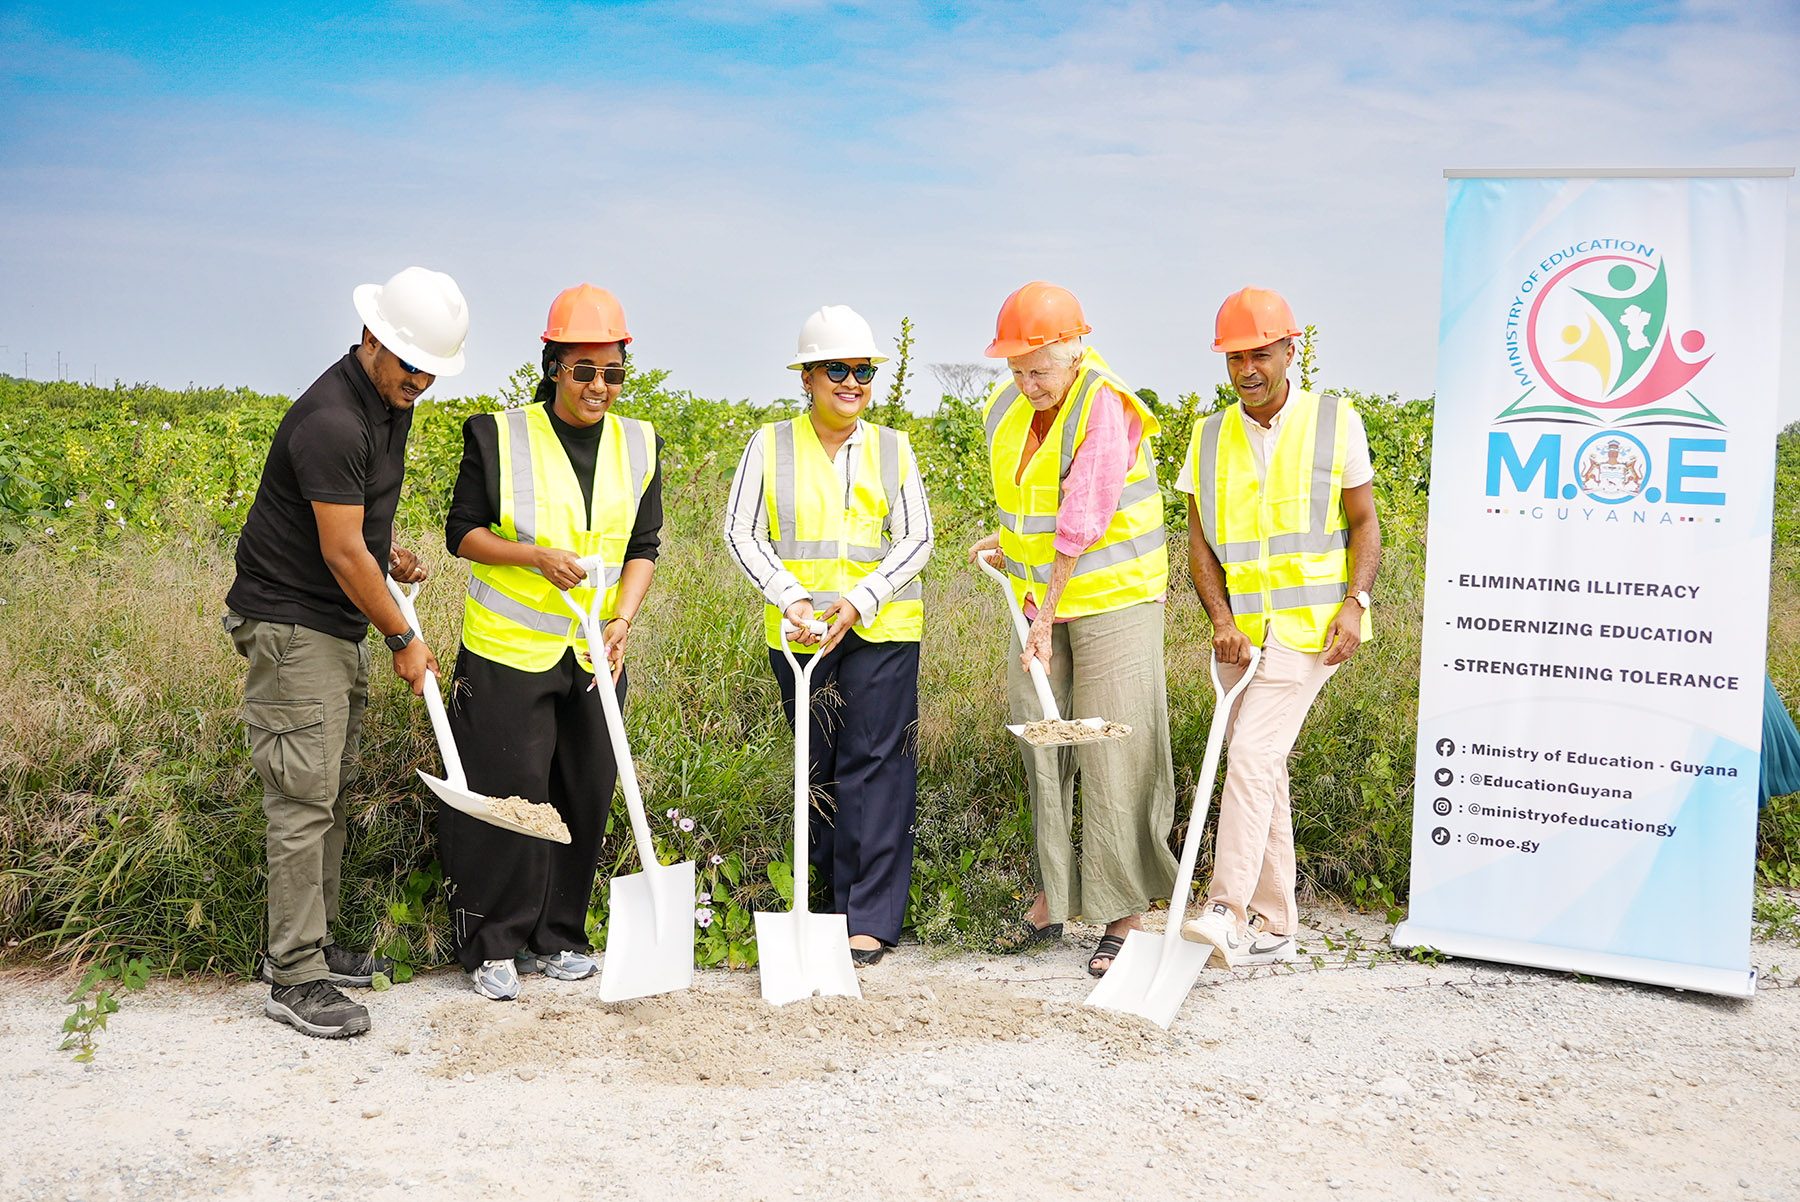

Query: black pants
[
  {"left": 769, "top": 630, "right": 919, "bottom": 947},
  {"left": 441, "top": 647, "right": 624, "bottom": 971}
]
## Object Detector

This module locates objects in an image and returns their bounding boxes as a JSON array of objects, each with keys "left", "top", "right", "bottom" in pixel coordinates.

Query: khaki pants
[
  {"left": 226, "top": 615, "right": 369, "bottom": 986},
  {"left": 1008, "top": 602, "right": 1177, "bottom": 924},
  {"left": 1207, "top": 639, "right": 1338, "bottom": 937}
]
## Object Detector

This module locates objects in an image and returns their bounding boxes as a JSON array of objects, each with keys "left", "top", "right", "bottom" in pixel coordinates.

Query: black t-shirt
[
  {"left": 226, "top": 350, "right": 413, "bottom": 640},
  {"left": 444, "top": 400, "right": 664, "bottom": 563}
]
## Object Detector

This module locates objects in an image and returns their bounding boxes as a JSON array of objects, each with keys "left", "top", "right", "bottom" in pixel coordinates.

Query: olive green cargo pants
[
  {"left": 1007, "top": 601, "right": 1178, "bottom": 924},
  {"left": 226, "top": 615, "right": 369, "bottom": 986}
]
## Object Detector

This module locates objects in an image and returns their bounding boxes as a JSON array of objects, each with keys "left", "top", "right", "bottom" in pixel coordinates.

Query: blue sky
[{"left": 2, "top": 0, "right": 1797, "bottom": 421}]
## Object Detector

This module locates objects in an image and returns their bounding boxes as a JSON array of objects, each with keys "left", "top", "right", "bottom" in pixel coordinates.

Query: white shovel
[
  {"left": 1085, "top": 645, "right": 1260, "bottom": 1028},
  {"left": 755, "top": 619, "right": 862, "bottom": 1006},
  {"left": 975, "top": 553, "right": 1130, "bottom": 747},
  {"left": 384, "top": 576, "right": 569, "bottom": 843},
  {"left": 558, "top": 571, "right": 696, "bottom": 1003}
]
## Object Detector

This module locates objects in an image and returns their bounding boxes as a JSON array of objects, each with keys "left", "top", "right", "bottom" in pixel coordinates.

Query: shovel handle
[
  {"left": 383, "top": 575, "right": 469, "bottom": 791},
  {"left": 1162, "top": 644, "right": 1262, "bottom": 951},
  {"left": 975, "top": 554, "right": 1064, "bottom": 722},
  {"left": 560, "top": 588, "right": 660, "bottom": 872},
  {"left": 775, "top": 618, "right": 829, "bottom": 916}
]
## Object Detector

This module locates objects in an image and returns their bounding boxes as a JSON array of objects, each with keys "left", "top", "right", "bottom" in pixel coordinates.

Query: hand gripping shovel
[
  {"left": 975, "top": 553, "right": 1130, "bottom": 748},
  {"left": 756, "top": 619, "right": 862, "bottom": 1006},
  {"left": 384, "top": 576, "right": 569, "bottom": 843},
  {"left": 558, "top": 571, "right": 695, "bottom": 1003},
  {"left": 1085, "top": 645, "right": 1260, "bottom": 1028}
]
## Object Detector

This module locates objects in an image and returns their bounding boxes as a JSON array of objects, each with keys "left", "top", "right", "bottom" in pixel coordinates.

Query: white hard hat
[
  {"left": 353, "top": 266, "right": 470, "bottom": 377},
  {"left": 787, "top": 305, "right": 888, "bottom": 370}
]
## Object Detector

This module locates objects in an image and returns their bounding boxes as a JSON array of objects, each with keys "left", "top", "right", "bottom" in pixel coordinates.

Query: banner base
[{"left": 1391, "top": 921, "right": 1756, "bottom": 999}]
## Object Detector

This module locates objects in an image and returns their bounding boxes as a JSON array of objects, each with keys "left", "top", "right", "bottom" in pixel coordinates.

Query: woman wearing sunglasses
[
  {"left": 440, "top": 283, "right": 663, "bottom": 1000},
  {"left": 723, "top": 305, "right": 934, "bottom": 965}
]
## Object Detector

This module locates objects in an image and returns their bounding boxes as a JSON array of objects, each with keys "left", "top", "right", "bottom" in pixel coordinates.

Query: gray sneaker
[
  {"left": 258, "top": 945, "right": 394, "bottom": 988},
  {"left": 516, "top": 949, "right": 598, "bottom": 981},
  {"left": 264, "top": 981, "right": 371, "bottom": 1039}
]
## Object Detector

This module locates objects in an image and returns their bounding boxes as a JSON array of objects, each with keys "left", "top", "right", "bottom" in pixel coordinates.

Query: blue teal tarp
[{"left": 1763, "top": 677, "right": 1800, "bottom": 808}]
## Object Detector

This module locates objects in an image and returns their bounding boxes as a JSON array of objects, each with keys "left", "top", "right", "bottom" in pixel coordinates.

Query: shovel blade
[
  {"left": 598, "top": 859, "right": 697, "bottom": 1002},
  {"left": 753, "top": 909, "right": 861, "bottom": 1006},
  {"left": 417, "top": 771, "right": 571, "bottom": 843},
  {"left": 1084, "top": 928, "right": 1210, "bottom": 1029}
]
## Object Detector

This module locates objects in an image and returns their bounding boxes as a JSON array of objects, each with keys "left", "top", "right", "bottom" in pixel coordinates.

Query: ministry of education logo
[
  {"left": 1497, "top": 245, "right": 1723, "bottom": 430},
  {"left": 1575, "top": 432, "right": 1650, "bottom": 503}
]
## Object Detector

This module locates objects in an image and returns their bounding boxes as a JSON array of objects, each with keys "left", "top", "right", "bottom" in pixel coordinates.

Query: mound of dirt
[{"left": 424, "top": 976, "right": 1180, "bottom": 1087}]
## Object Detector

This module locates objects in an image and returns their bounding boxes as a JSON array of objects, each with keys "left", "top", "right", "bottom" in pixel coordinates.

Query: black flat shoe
[
  {"left": 993, "top": 918, "right": 1064, "bottom": 953},
  {"left": 850, "top": 944, "right": 888, "bottom": 966}
]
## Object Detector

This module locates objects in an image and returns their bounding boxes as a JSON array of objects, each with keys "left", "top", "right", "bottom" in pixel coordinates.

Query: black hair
[{"left": 533, "top": 341, "right": 566, "bottom": 408}]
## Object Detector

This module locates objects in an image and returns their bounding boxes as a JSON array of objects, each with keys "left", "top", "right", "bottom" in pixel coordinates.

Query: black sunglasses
[
  {"left": 815, "top": 361, "right": 878, "bottom": 385},
  {"left": 560, "top": 362, "right": 628, "bottom": 386}
]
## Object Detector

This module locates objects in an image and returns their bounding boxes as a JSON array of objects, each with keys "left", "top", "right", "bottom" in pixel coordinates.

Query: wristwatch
[
  {"left": 1348, "top": 590, "right": 1372, "bottom": 610},
  {"left": 384, "top": 628, "right": 416, "bottom": 652}
]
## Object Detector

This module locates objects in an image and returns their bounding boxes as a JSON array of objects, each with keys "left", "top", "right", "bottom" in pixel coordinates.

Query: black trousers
[
  {"left": 769, "top": 630, "right": 919, "bottom": 947},
  {"left": 441, "top": 647, "right": 624, "bottom": 970}
]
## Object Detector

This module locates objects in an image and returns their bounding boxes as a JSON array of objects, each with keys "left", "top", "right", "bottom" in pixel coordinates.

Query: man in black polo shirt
[{"left": 225, "top": 266, "right": 469, "bottom": 1039}]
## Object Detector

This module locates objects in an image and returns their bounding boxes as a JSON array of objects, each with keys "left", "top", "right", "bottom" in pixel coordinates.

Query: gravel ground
[{"left": 5, "top": 904, "right": 1797, "bottom": 1202}]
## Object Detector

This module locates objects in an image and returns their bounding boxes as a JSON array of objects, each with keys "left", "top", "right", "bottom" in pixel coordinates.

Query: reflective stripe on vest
[
  {"left": 462, "top": 406, "right": 656, "bottom": 673},
  {"left": 982, "top": 347, "right": 1168, "bottom": 619},
  {"left": 760, "top": 416, "right": 924, "bottom": 648},
  {"left": 1188, "top": 388, "right": 1369, "bottom": 653}
]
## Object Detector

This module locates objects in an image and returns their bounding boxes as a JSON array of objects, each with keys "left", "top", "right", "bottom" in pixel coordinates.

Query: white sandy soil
[{"left": 4, "top": 905, "right": 1797, "bottom": 1202}]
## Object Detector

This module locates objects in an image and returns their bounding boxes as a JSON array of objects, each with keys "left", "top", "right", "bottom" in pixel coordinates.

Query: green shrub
[{"left": 0, "top": 367, "right": 1795, "bottom": 975}]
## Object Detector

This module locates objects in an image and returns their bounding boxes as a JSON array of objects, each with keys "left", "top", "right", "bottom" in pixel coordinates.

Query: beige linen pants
[
  {"left": 227, "top": 616, "right": 370, "bottom": 985},
  {"left": 1207, "top": 638, "right": 1339, "bottom": 936},
  {"left": 1008, "top": 601, "right": 1177, "bottom": 924}
]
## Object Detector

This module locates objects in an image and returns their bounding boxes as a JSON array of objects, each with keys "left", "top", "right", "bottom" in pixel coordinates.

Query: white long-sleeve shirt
[{"left": 723, "top": 419, "right": 934, "bottom": 628}]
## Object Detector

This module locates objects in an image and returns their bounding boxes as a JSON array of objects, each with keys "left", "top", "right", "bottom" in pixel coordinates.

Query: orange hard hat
[
  {"left": 542, "top": 284, "right": 632, "bottom": 345},
  {"left": 984, "top": 281, "right": 1092, "bottom": 359},
  {"left": 1213, "top": 287, "right": 1300, "bottom": 353}
]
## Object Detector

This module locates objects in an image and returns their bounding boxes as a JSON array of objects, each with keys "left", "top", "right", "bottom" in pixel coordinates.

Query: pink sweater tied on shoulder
[{"left": 1021, "top": 384, "right": 1151, "bottom": 622}]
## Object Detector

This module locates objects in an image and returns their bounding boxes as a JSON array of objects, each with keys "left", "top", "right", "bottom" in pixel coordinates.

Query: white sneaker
[
  {"left": 471, "top": 959, "right": 520, "bottom": 1000},
  {"left": 1238, "top": 913, "right": 1299, "bottom": 966},
  {"left": 515, "top": 950, "right": 598, "bottom": 981},
  {"left": 1179, "top": 901, "right": 1245, "bottom": 967},
  {"left": 1239, "top": 930, "right": 1299, "bottom": 966}
]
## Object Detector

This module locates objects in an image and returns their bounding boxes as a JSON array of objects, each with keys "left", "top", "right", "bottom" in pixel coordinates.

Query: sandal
[
  {"left": 1087, "top": 933, "right": 1126, "bottom": 978},
  {"left": 992, "top": 917, "right": 1064, "bottom": 953}
]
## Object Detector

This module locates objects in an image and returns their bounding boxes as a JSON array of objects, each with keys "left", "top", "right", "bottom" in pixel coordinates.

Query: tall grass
[{"left": 1, "top": 375, "right": 1795, "bottom": 972}]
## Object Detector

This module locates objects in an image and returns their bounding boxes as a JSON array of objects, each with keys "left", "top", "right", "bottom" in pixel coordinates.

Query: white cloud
[{"left": 0, "top": 0, "right": 1795, "bottom": 422}]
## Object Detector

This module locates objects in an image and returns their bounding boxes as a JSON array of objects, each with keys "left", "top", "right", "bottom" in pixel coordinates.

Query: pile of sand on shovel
[
  {"left": 484, "top": 796, "right": 571, "bottom": 842},
  {"left": 1019, "top": 719, "right": 1133, "bottom": 747}
]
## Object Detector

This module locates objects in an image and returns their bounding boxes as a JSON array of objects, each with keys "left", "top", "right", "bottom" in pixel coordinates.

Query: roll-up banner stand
[{"left": 1393, "top": 168, "right": 1794, "bottom": 997}]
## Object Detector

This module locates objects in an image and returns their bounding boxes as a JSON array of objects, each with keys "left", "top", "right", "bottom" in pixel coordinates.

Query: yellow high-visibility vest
[
  {"left": 1186, "top": 387, "right": 1371, "bottom": 653},
  {"left": 759, "top": 416, "right": 924, "bottom": 648},
  {"left": 461, "top": 405, "right": 656, "bottom": 673},
  {"left": 982, "top": 347, "right": 1168, "bottom": 618}
]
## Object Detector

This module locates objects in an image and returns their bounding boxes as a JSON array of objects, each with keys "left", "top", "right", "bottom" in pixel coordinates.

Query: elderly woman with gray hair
[{"left": 968, "top": 281, "right": 1176, "bottom": 977}]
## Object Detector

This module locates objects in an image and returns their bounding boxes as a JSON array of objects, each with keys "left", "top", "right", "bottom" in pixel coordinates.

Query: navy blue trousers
[{"left": 769, "top": 630, "right": 919, "bottom": 947}]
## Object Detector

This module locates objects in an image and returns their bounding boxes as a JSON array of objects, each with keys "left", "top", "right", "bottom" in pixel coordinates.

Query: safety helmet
[
  {"left": 542, "top": 284, "right": 632, "bottom": 346},
  {"left": 788, "top": 305, "right": 887, "bottom": 370},
  {"left": 1213, "top": 287, "right": 1301, "bottom": 353},
  {"left": 352, "top": 267, "right": 469, "bottom": 376},
  {"left": 984, "top": 281, "right": 1091, "bottom": 359}
]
